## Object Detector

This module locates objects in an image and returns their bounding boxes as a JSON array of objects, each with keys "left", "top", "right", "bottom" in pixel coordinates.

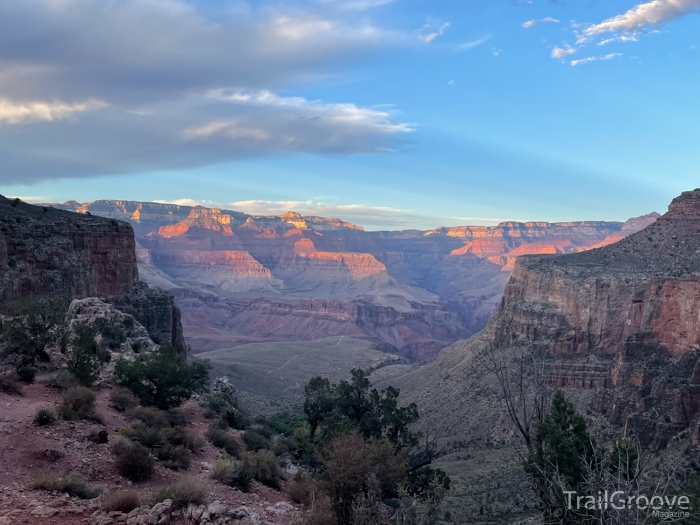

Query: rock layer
[
  {"left": 55, "top": 199, "right": 656, "bottom": 362},
  {"left": 0, "top": 195, "right": 138, "bottom": 302}
]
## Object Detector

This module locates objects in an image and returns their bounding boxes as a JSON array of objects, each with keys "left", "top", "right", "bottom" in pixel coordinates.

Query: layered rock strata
[{"left": 0, "top": 195, "right": 137, "bottom": 302}]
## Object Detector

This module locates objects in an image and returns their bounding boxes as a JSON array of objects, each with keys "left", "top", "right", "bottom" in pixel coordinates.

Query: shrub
[
  {"left": 118, "top": 427, "right": 137, "bottom": 439},
  {"left": 166, "top": 409, "right": 187, "bottom": 427},
  {"left": 0, "top": 372, "right": 22, "bottom": 395},
  {"left": 153, "top": 475, "right": 205, "bottom": 509},
  {"left": 115, "top": 442, "right": 154, "bottom": 481},
  {"left": 160, "top": 427, "right": 203, "bottom": 453},
  {"left": 28, "top": 470, "right": 63, "bottom": 492},
  {"left": 211, "top": 459, "right": 253, "bottom": 492},
  {"left": 100, "top": 490, "right": 140, "bottom": 513},
  {"left": 33, "top": 408, "right": 55, "bottom": 426},
  {"left": 59, "top": 386, "right": 95, "bottom": 420},
  {"left": 87, "top": 426, "right": 109, "bottom": 444},
  {"left": 39, "top": 371, "right": 79, "bottom": 390},
  {"left": 2, "top": 298, "right": 69, "bottom": 362},
  {"left": 243, "top": 450, "right": 282, "bottom": 489},
  {"left": 207, "top": 427, "right": 240, "bottom": 458},
  {"left": 17, "top": 367, "right": 36, "bottom": 384},
  {"left": 288, "top": 480, "right": 318, "bottom": 507},
  {"left": 243, "top": 430, "right": 271, "bottom": 452},
  {"left": 133, "top": 425, "right": 163, "bottom": 449},
  {"left": 125, "top": 406, "right": 170, "bottom": 429},
  {"left": 110, "top": 435, "right": 133, "bottom": 457},
  {"left": 109, "top": 388, "right": 139, "bottom": 412},
  {"left": 269, "top": 412, "right": 308, "bottom": 437},
  {"left": 29, "top": 471, "right": 100, "bottom": 499},
  {"left": 303, "top": 493, "right": 336, "bottom": 525},
  {"left": 96, "top": 320, "right": 126, "bottom": 350},
  {"left": 158, "top": 444, "right": 192, "bottom": 470},
  {"left": 114, "top": 343, "right": 195, "bottom": 409},
  {"left": 61, "top": 472, "right": 101, "bottom": 499},
  {"left": 69, "top": 325, "right": 102, "bottom": 386}
]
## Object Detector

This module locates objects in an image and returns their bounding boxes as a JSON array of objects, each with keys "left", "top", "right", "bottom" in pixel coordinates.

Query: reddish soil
[{"left": 0, "top": 383, "right": 301, "bottom": 525}]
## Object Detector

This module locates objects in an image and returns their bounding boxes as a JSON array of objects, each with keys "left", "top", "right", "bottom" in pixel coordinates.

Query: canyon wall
[
  {"left": 0, "top": 196, "right": 186, "bottom": 356},
  {"left": 0, "top": 196, "right": 138, "bottom": 302},
  {"left": 392, "top": 190, "right": 700, "bottom": 449},
  {"left": 56, "top": 200, "right": 656, "bottom": 362}
]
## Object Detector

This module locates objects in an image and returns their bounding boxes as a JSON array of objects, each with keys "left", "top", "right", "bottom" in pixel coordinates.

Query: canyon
[{"left": 57, "top": 199, "right": 658, "bottom": 362}]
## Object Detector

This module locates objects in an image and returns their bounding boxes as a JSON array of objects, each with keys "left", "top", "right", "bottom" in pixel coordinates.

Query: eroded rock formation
[
  {"left": 0, "top": 195, "right": 137, "bottom": 302},
  {"left": 55, "top": 199, "right": 656, "bottom": 362}
]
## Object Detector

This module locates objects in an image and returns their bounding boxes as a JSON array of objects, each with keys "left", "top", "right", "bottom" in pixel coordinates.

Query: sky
[{"left": 0, "top": 0, "right": 698, "bottom": 230}]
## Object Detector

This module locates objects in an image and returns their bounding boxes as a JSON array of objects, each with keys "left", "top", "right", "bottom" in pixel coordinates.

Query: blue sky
[{"left": 0, "top": 0, "right": 698, "bottom": 230}]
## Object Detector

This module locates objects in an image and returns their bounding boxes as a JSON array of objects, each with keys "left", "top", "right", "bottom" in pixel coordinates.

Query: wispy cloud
[
  {"left": 182, "top": 90, "right": 414, "bottom": 151},
  {"left": 418, "top": 22, "right": 450, "bottom": 43},
  {"left": 571, "top": 53, "right": 622, "bottom": 66},
  {"left": 454, "top": 36, "right": 490, "bottom": 51},
  {"left": 581, "top": 0, "right": 700, "bottom": 41},
  {"left": 0, "top": 99, "right": 105, "bottom": 125},
  {"left": 523, "top": 17, "right": 561, "bottom": 29}
]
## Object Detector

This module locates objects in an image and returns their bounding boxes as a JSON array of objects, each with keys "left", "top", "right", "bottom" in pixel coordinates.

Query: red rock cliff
[
  {"left": 0, "top": 196, "right": 138, "bottom": 302},
  {"left": 490, "top": 189, "right": 700, "bottom": 442}
]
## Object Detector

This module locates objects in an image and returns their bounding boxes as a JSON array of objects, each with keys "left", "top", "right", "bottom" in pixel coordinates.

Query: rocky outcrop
[
  {"left": 107, "top": 281, "right": 187, "bottom": 356},
  {"left": 485, "top": 189, "right": 700, "bottom": 444},
  {"left": 0, "top": 196, "right": 138, "bottom": 303}
]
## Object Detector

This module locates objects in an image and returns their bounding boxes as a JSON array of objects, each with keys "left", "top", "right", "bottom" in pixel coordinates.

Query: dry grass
[
  {"left": 100, "top": 490, "right": 141, "bottom": 513},
  {"left": 153, "top": 475, "right": 205, "bottom": 509}
]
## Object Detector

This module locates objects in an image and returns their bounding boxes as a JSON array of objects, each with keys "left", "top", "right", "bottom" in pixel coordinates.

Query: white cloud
[
  {"left": 0, "top": 0, "right": 414, "bottom": 183},
  {"left": 523, "top": 17, "right": 560, "bottom": 29},
  {"left": 182, "top": 90, "right": 414, "bottom": 151},
  {"left": 455, "top": 36, "right": 490, "bottom": 52},
  {"left": 571, "top": 53, "right": 622, "bottom": 66},
  {"left": 419, "top": 22, "right": 450, "bottom": 43},
  {"left": 0, "top": 98, "right": 105, "bottom": 125},
  {"left": 582, "top": 0, "right": 700, "bottom": 39},
  {"left": 551, "top": 44, "right": 576, "bottom": 59},
  {"left": 598, "top": 35, "right": 639, "bottom": 46}
]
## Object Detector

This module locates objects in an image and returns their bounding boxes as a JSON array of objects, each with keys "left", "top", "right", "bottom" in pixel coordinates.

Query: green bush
[
  {"left": 114, "top": 343, "right": 195, "bottom": 410},
  {"left": 133, "top": 425, "right": 163, "bottom": 449},
  {"left": 17, "top": 367, "right": 36, "bottom": 384},
  {"left": 2, "top": 298, "right": 68, "bottom": 363},
  {"left": 207, "top": 427, "right": 240, "bottom": 457},
  {"left": 211, "top": 458, "right": 253, "bottom": 492},
  {"left": 115, "top": 442, "right": 154, "bottom": 481},
  {"left": 166, "top": 409, "right": 187, "bottom": 427},
  {"left": 244, "top": 450, "right": 282, "bottom": 489},
  {"left": 109, "top": 388, "right": 139, "bottom": 412},
  {"left": 59, "top": 386, "right": 96, "bottom": 420},
  {"left": 153, "top": 475, "right": 205, "bottom": 509},
  {"left": 243, "top": 430, "right": 271, "bottom": 452},
  {"left": 69, "top": 325, "right": 102, "bottom": 386},
  {"left": 33, "top": 408, "right": 55, "bottom": 426},
  {"left": 157, "top": 444, "right": 191, "bottom": 470},
  {"left": 160, "top": 427, "right": 203, "bottom": 453},
  {"left": 125, "top": 406, "right": 170, "bottom": 429}
]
